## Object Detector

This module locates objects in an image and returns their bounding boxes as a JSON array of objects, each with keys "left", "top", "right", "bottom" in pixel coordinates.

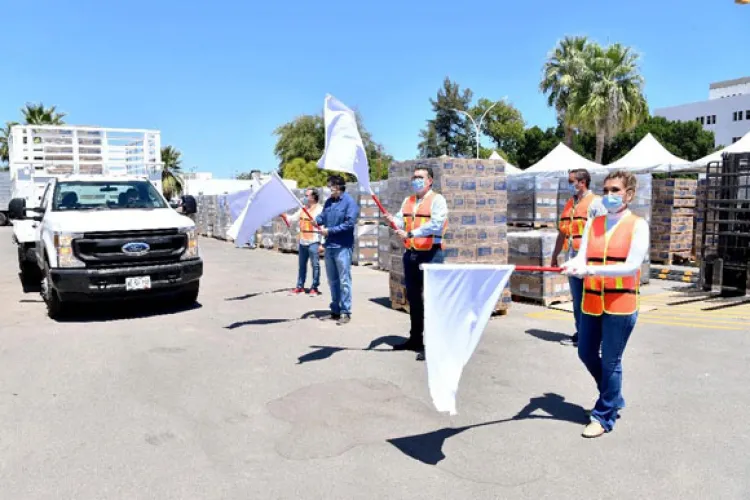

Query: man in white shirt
[
  {"left": 288, "top": 188, "right": 324, "bottom": 296},
  {"left": 384, "top": 166, "right": 448, "bottom": 361}
]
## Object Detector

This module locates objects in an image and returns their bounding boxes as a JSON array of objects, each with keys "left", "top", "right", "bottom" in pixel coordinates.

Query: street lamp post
[{"left": 452, "top": 98, "right": 505, "bottom": 159}]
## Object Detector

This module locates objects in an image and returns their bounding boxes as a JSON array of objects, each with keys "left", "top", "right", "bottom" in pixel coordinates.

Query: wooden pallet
[
  {"left": 649, "top": 252, "right": 693, "bottom": 266},
  {"left": 512, "top": 294, "right": 572, "bottom": 307},
  {"left": 508, "top": 222, "right": 556, "bottom": 229}
]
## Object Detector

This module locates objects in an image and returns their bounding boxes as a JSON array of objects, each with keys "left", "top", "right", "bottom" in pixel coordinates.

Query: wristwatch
[{"left": 406, "top": 231, "right": 413, "bottom": 238}]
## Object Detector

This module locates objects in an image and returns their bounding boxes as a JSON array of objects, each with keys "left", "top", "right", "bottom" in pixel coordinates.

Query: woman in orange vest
[{"left": 561, "top": 170, "right": 649, "bottom": 438}]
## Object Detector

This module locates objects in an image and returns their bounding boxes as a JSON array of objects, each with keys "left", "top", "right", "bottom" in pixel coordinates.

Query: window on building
[
  {"left": 746, "top": 110, "right": 750, "bottom": 120},
  {"left": 732, "top": 137, "right": 742, "bottom": 143},
  {"left": 712, "top": 115, "right": 717, "bottom": 124},
  {"left": 740, "top": 110, "right": 744, "bottom": 121},
  {"left": 733, "top": 112, "right": 738, "bottom": 121},
  {"left": 700, "top": 116, "right": 705, "bottom": 125}
]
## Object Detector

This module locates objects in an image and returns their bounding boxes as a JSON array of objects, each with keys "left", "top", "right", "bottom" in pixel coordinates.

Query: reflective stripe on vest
[
  {"left": 559, "top": 192, "right": 596, "bottom": 252},
  {"left": 299, "top": 210, "right": 316, "bottom": 242},
  {"left": 402, "top": 191, "right": 446, "bottom": 251},
  {"left": 581, "top": 213, "right": 641, "bottom": 316}
]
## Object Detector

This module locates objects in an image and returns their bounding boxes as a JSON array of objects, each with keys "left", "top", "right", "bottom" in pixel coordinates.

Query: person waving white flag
[
  {"left": 422, "top": 263, "right": 515, "bottom": 415},
  {"left": 317, "top": 94, "right": 371, "bottom": 193},
  {"left": 227, "top": 172, "right": 303, "bottom": 248}
]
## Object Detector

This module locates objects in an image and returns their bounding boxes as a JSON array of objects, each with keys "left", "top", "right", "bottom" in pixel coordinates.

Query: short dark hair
[
  {"left": 306, "top": 188, "right": 319, "bottom": 202},
  {"left": 328, "top": 175, "right": 346, "bottom": 191},
  {"left": 569, "top": 169, "right": 591, "bottom": 188},
  {"left": 414, "top": 165, "right": 434, "bottom": 179}
]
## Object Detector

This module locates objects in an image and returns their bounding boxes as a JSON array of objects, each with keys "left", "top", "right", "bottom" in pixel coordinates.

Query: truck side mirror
[{"left": 8, "top": 198, "right": 26, "bottom": 220}]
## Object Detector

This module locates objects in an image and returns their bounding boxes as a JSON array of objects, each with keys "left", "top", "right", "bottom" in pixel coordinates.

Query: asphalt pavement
[{"left": 0, "top": 227, "right": 748, "bottom": 499}]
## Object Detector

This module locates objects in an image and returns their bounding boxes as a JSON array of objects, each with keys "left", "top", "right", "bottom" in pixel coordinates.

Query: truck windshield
[{"left": 51, "top": 181, "right": 168, "bottom": 211}]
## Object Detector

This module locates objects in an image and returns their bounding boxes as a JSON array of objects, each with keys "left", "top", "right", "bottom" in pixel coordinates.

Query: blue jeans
[
  {"left": 324, "top": 246, "right": 353, "bottom": 315},
  {"left": 568, "top": 276, "right": 584, "bottom": 336},
  {"left": 297, "top": 243, "right": 320, "bottom": 289},
  {"left": 578, "top": 311, "right": 638, "bottom": 432}
]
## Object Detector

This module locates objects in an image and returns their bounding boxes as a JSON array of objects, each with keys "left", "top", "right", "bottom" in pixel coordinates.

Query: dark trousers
[{"left": 403, "top": 246, "right": 444, "bottom": 346}]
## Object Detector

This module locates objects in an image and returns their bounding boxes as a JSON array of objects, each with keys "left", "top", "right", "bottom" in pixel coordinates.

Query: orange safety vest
[
  {"left": 581, "top": 213, "right": 641, "bottom": 316},
  {"left": 403, "top": 191, "right": 447, "bottom": 251},
  {"left": 559, "top": 192, "right": 597, "bottom": 252},
  {"left": 299, "top": 208, "right": 317, "bottom": 242}
]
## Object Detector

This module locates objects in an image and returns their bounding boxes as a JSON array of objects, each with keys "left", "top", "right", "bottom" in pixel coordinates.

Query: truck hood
[{"left": 43, "top": 208, "right": 196, "bottom": 233}]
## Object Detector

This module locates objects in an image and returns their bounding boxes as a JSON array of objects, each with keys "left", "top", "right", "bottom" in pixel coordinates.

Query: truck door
[{"left": 34, "top": 182, "right": 53, "bottom": 267}]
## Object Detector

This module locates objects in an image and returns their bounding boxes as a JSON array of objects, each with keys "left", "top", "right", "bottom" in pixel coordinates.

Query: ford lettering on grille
[{"left": 121, "top": 241, "right": 151, "bottom": 256}]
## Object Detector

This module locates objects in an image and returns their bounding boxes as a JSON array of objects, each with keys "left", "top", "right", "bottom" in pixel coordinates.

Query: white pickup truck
[{"left": 8, "top": 174, "right": 203, "bottom": 319}]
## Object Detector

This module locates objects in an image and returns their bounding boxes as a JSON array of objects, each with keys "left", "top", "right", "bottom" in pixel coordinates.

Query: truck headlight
[
  {"left": 54, "top": 232, "right": 85, "bottom": 268},
  {"left": 180, "top": 227, "right": 199, "bottom": 259}
]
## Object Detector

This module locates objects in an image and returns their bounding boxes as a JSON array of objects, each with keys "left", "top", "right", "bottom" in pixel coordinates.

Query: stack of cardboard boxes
[
  {"left": 195, "top": 195, "right": 231, "bottom": 240},
  {"left": 650, "top": 178, "right": 697, "bottom": 264},
  {"left": 507, "top": 230, "right": 571, "bottom": 305},
  {"left": 385, "top": 158, "right": 512, "bottom": 314},
  {"left": 508, "top": 175, "right": 559, "bottom": 227}
]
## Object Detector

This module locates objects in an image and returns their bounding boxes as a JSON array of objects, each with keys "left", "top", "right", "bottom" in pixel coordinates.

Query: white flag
[
  {"left": 317, "top": 94, "right": 371, "bottom": 193},
  {"left": 422, "top": 263, "right": 515, "bottom": 415},
  {"left": 227, "top": 172, "right": 303, "bottom": 247}
]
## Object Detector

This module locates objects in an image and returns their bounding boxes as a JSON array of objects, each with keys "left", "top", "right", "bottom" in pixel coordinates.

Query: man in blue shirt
[{"left": 316, "top": 175, "right": 359, "bottom": 325}]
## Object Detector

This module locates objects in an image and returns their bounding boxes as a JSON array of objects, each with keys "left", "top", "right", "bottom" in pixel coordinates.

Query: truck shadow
[{"left": 55, "top": 300, "right": 203, "bottom": 323}]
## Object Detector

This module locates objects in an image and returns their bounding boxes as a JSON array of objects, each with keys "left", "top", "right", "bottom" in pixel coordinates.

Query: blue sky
[{"left": 2, "top": 0, "right": 749, "bottom": 177}]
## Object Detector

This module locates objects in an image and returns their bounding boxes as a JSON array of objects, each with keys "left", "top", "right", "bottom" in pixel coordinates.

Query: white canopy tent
[
  {"left": 489, "top": 150, "right": 522, "bottom": 174},
  {"left": 523, "top": 142, "right": 603, "bottom": 175},
  {"left": 653, "top": 130, "right": 750, "bottom": 173},
  {"left": 607, "top": 133, "right": 690, "bottom": 172}
]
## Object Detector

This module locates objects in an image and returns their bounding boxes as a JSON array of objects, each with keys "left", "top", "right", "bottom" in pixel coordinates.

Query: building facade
[{"left": 654, "top": 77, "right": 750, "bottom": 148}]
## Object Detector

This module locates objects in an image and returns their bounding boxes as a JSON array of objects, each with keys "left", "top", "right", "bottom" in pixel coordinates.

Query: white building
[{"left": 654, "top": 76, "right": 750, "bottom": 148}]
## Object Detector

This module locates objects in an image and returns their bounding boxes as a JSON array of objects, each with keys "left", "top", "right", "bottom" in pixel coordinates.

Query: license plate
[{"left": 125, "top": 276, "right": 151, "bottom": 291}]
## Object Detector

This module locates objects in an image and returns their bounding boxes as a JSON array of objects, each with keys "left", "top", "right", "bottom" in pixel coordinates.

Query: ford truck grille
[{"left": 73, "top": 229, "right": 187, "bottom": 268}]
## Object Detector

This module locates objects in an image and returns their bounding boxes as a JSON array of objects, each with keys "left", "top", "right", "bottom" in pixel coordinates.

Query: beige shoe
[{"left": 582, "top": 421, "right": 606, "bottom": 438}]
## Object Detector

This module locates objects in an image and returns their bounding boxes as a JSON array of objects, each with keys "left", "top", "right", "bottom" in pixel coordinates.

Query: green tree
[
  {"left": 418, "top": 77, "right": 474, "bottom": 157},
  {"left": 515, "top": 126, "right": 562, "bottom": 168},
  {"left": 273, "top": 115, "right": 326, "bottom": 167},
  {"left": 21, "top": 103, "right": 66, "bottom": 125},
  {"left": 1, "top": 121, "right": 19, "bottom": 165},
  {"left": 540, "top": 35, "right": 589, "bottom": 148},
  {"left": 160, "top": 145, "right": 184, "bottom": 199},
  {"left": 281, "top": 158, "right": 335, "bottom": 188},
  {"left": 273, "top": 111, "right": 392, "bottom": 181},
  {"left": 569, "top": 42, "right": 648, "bottom": 163}
]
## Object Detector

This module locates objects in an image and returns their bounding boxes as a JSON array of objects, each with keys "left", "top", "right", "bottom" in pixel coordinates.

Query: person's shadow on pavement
[
  {"left": 296, "top": 335, "right": 409, "bottom": 365},
  {"left": 388, "top": 393, "right": 588, "bottom": 465}
]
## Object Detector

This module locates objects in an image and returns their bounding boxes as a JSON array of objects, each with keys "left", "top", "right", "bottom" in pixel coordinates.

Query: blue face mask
[
  {"left": 602, "top": 194, "right": 624, "bottom": 213},
  {"left": 412, "top": 178, "right": 426, "bottom": 193}
]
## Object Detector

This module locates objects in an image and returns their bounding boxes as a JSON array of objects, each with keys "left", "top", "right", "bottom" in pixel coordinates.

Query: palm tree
[
  {"left": 540, "top": 36, "right": 589, "bottom": 148},
  {"left": 569, "top": 43, "right": 648, "bottom": 163},
  {"left": 160, "top": 145, "right": 184, "bottom": 199},
  {"left": 21, "top": 103, "right": 66, "bottom": 125},
  {"left": 1, "top": 121, "right": 19, "bottom": 165}
]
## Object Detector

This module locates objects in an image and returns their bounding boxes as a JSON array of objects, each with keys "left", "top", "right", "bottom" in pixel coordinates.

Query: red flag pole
[
  {"left": 514, "top": 266, "right": 562, "bottom": 273},
  {"left": 280, "top": 213, "right": 291, "bottom": 228},
  {"left": 370, "top": 192, "right": 398, "bottom": 230}
]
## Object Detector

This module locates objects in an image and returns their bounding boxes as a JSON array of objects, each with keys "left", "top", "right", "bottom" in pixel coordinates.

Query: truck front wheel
[
  {"left": 175, "top": 283, "right": 200, "bottom": 308},
  {"left": 18, "top": 246, "right": 41, "bottom": 285},
  {"left": 41, "top": 268, "right": 65, "bottom": 320}
]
